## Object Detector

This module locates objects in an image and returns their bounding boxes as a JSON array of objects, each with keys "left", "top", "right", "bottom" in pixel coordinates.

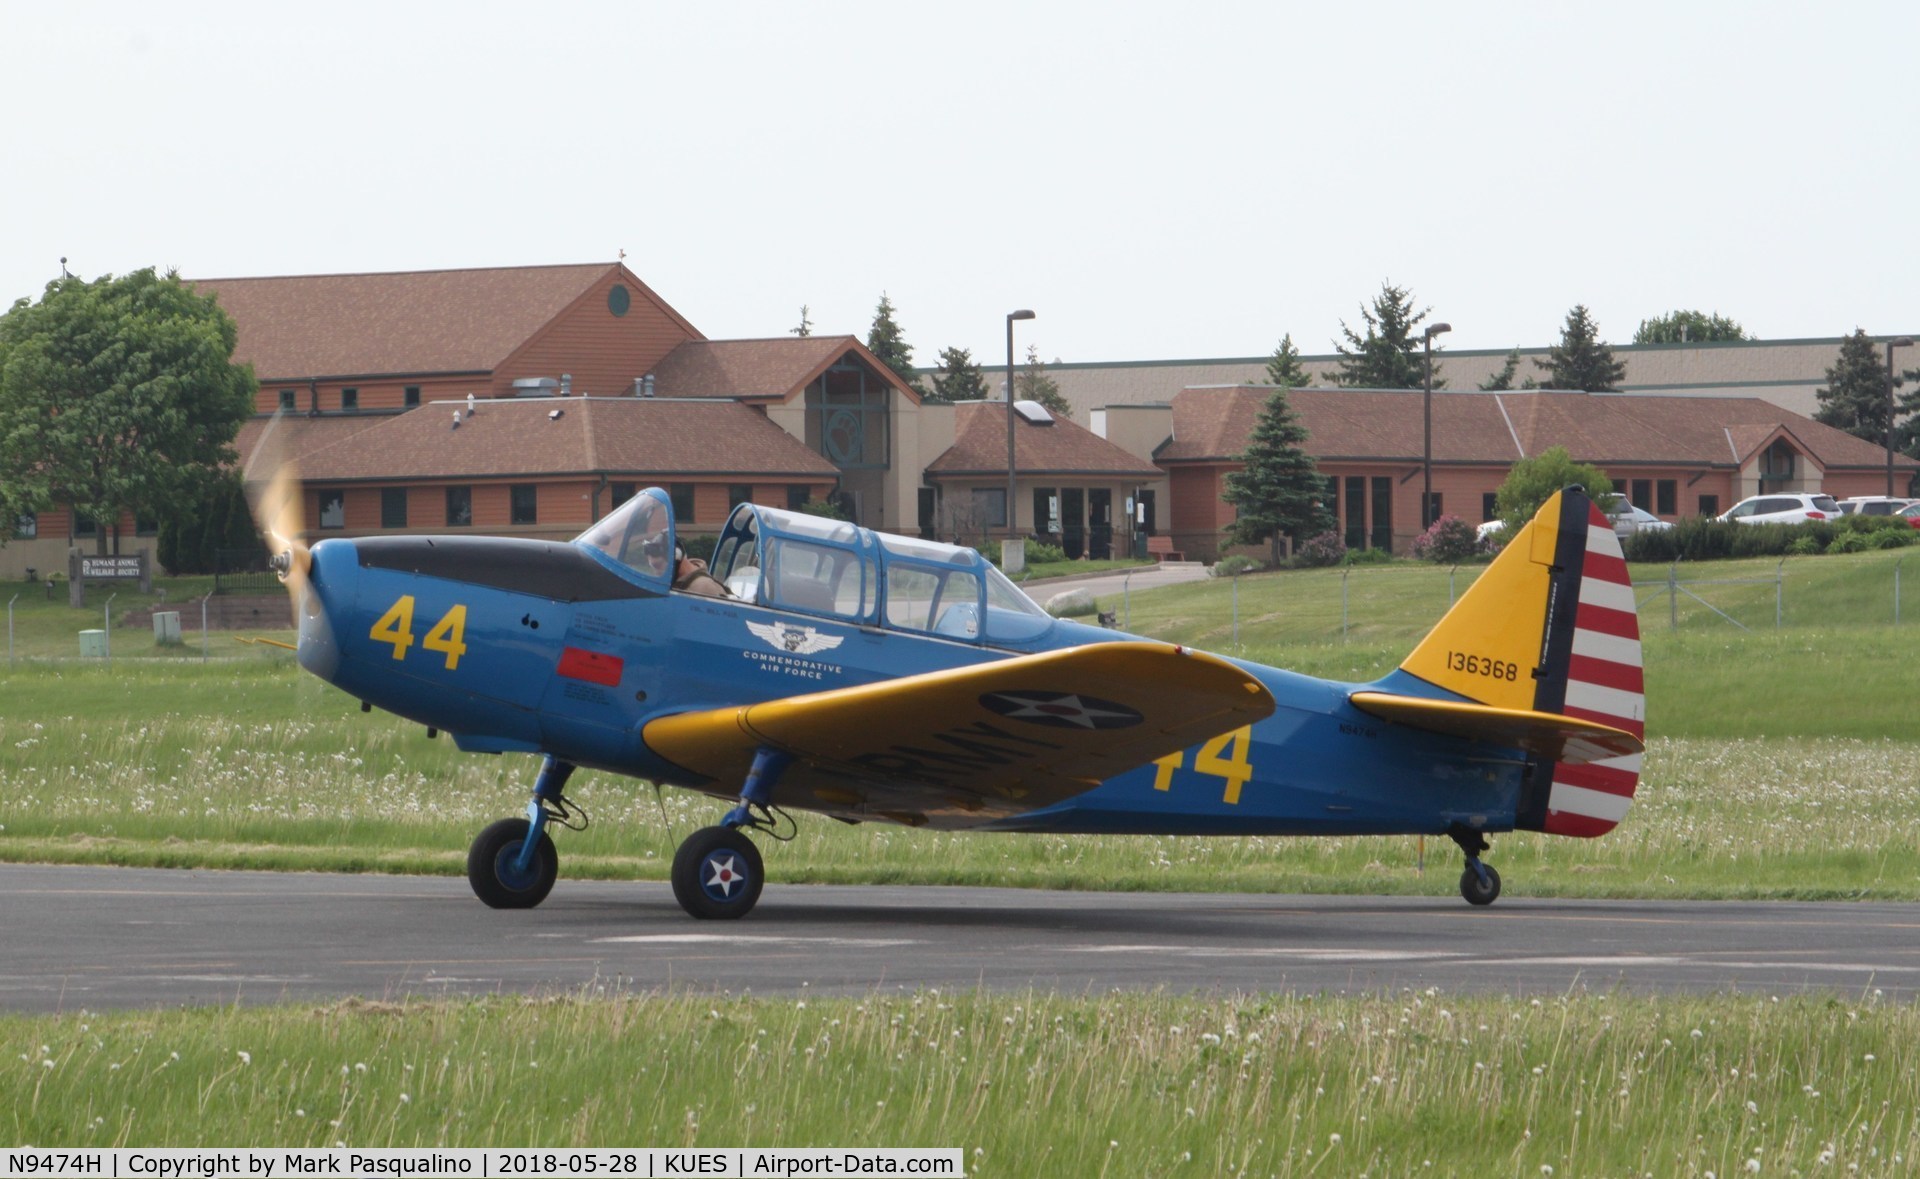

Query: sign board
[{"left": 81, "top": 556, "right": 146, "bottom": 579}]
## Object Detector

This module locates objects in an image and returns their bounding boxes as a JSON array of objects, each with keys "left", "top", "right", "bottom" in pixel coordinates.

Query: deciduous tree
[
  {"left": 1222, "top": 388, "right": 1334, "bottom": 565},
  {"left": 0, "top": 268, "right": 256, "bottom": 553},
  {"left": 1493, "top": 446, "right": 1615, "bottom": 539},
  {"left": 1633, "top": 309, "right": 1749, "bottom": 344}
]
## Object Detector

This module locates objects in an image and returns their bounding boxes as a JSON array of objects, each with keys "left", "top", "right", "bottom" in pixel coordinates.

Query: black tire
[
  {"left": 1460, "top": 862, "right": 1502, "bottom": 907},
  {"left": 672, "top": 826, "right": 765, "bottom": 920},
  {"left": 467, "top": 817, "right": 559, "bottom": 909}
]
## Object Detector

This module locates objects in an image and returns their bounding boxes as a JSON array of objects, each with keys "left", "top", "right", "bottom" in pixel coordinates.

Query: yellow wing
[{"left": 643, "top": 641, "right": 1275, "bottom": 828}]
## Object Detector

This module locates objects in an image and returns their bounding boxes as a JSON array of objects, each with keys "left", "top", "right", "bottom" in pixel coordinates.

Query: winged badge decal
[{"left": 747, "top": 619, "right": 846, "bottom": 656}]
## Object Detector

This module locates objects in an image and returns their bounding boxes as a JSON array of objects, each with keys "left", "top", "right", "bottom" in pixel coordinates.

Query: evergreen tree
[
  {"left": 1222, "top": 388, "right": 1334, "bottom": 565},
  {"left": 1014, "top": 344, "right": 1073, "bottom": 420},
  {"left": 1535, "top": 305, "right": 1627, "bottom": 392},
  {"left": 1479, "top": 348, "right": 1522, "bottom": 391},
  {"left": 1265, "top": 333, "right": 1311, "bottom": 388},
  {"left": 1896, "top": 364, "right": 1920, "bottom": 459},
  {"left": 1633, "top": 309, "right": 1749, "bottom": 345},
  {"left": 1323, "top": 282, "right": 1442, "bottom": 390},
  {"left": 929, "top": 346, "right": 989, "bottom": 404},
  {"left": 791, "top": 305, "right": 812, "bottom": 338},
  {"left": 865, "top": 292, "right": 927, "bottom": 396},
  {"left": 1815, "top": 329, "right": 1893, "bottom": 443}
]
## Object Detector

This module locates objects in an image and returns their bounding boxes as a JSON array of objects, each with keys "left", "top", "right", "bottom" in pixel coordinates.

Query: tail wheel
[
  {"left": 672, "top": 826, "right": 765, "bottom": 920},
  {"left": 468, "top": 817, "right": 559, "bottom": 909},
  {"left": 1460, "top": 862, "right": 1502, "bottom": 907}
]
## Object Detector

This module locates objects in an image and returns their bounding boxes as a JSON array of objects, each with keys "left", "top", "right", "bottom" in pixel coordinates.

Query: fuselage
[{"left": 299, "top": 548, "right": 1524, "bottom": 841}]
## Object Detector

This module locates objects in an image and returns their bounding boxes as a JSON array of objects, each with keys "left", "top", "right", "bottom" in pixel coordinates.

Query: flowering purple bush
[
  {"left": 1411, "top": 514, "right": 1479, "bottom": 563},
  {"left": 1297, "top": 531, "right": 1347, "bottom": 568}
]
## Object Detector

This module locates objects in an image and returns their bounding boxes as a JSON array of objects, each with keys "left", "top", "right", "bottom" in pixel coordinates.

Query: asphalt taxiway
[{"left": 3, "top": 863, "right": 1917, "bottom": 1012}]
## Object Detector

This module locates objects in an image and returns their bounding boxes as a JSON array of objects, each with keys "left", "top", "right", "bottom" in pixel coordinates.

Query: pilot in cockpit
[{"left": 672, "top": 541, "right": 731, "bottom": 598}]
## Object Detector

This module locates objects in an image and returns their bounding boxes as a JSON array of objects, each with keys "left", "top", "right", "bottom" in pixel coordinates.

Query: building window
[
  {"left": 136, "top": 515, "right": 158, "bottom": 537},
  {"left": 1699, "top": 494, "right": 1720, "bottom": 518},
  {"left": 381, "top": 488, "right": 408, "bottom": 529},
  {"left": 728, "top": 484, "right": 754, "bottom": 512},
  {"left": 1369, "top": 477, "right": 1393, "bottom": 552},
  {"left": 404, "top": 386, "right": 421, "bottom": 408},
  {"left": 341, "top": 387, "right": 359, "bottom": 413},
  {"left": 318, "top": 490, "right": 346, "bottom": 530},
  {"left": 1423, "top": 492, "right": 1443, "bottom": 526},
  {"left": 669, "top": 483, "right": 695, "bottom": 523},
  {"left": 73, "top": 513, "right": 98, "bottom": 538},
  {"left": 1630, "top": 479, "right": 1652, "bottom": 512},
  {"left": 511, "top": 484, "right": 538, "bottom": 526},
  {"left": 1481, "top": 492, "right": 1498, "bottom": 522},
  {"left": 611, "top": 482, "right": 636, "bottom": 509},
  {"left": 1032, "top": 487, "right": 1057, "bottom": 536},
  {"left": 278, "top": 389, "right": 297, "bottom": 411},
  {"left": 971, "top": 488, "right": 1008, "bottom": 529},
  {"left": 14, "top": 513, "right": 36, "bottom": 539},
  {"left": 787, "top": 485, "right": 811, "bottom": 510},
  {"left": 1656, "top": 480, "right": 1677, "bottom": 516},
  {"left": 446, "top": 486, "right": 472, "bottom": 527}
]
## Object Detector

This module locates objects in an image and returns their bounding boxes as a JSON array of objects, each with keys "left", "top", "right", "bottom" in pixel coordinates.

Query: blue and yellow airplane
[{"left": 261, "top": 474, "right": 1643, "bottom": 920}]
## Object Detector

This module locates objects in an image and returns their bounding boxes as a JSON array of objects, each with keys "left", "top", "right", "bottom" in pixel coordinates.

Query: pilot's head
[{"left": 639, "top": 530, "right": 670, "bottom": 574}]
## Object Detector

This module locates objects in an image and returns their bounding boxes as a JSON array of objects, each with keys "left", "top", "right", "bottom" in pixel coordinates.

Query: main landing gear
[
  {"left": 1448, "top": 823, "right": 1502, "bottom": 907},
  {"left": 669, "top": 748, "right": 791, "bottom": 921},
  {"left": 467, "top": 757, "right": 583, "bottom": 910},
  {"left": 465, "top": 750, "right": 790, "bottom": 921}
]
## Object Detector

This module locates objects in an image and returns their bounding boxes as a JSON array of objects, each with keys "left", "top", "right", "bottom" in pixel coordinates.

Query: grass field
[{"left": 5, "top": 990, "right": 1916, "bottom": 1174}]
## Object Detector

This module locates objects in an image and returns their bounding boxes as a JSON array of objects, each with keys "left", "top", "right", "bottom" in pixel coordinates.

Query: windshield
[{"left": 575, "top": 490, "right": 673, "bottom": 579}]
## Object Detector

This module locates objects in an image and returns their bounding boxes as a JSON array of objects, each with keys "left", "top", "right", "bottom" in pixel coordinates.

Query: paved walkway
[{"left": 1018, "top": 560, "right": 1212, "bottom": 608}]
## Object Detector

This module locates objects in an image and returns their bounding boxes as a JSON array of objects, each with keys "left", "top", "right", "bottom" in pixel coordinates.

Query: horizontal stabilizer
[{"left": 1348, "top": 690, "right": 1644, "bottom": 765}]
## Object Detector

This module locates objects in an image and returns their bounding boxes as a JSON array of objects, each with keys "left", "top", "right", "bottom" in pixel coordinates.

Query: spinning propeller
[{"left": 242, "top": 413, "right": 322, "bottom": 645}]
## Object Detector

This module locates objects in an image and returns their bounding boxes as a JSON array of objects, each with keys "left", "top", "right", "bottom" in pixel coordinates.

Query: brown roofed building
[
  {"left": 1141, "top": 386, "right": 1919, "bottom": 559},
  {"left": 923, "top": 402, "right": 1165, "bottom": 558}
]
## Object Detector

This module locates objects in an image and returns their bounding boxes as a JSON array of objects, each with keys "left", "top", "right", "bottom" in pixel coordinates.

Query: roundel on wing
[{"left": 978, "top": 691, "right": 1144, "bottom": 730}]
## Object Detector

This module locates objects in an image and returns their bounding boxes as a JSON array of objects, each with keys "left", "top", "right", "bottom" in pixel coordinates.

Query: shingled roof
[
  {"left": 649, "top": 336, "right": 923, "bottom": 402},
  {"left": 1158, "top": 386, "right": 1917, "bottom": 471},
  {"left": 290, "top": 398, "right": 837, "bottom": 483},
  {"left": 927, "top": 402, "right": 1162, "bottom": 478},
  {"left": 191, "top": 262, "right": 699, "bottom": 379}
]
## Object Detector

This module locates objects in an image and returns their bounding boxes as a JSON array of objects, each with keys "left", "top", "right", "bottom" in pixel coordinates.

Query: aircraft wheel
[
  {"left": 467, "top": 818, "right": 559, "bottom": 909},
  {"left": 672, "top": 826, "right": 765, "bottom": 920},
  {"left": 1459, "top": 862, "right": 1502, "bottom": 907}
]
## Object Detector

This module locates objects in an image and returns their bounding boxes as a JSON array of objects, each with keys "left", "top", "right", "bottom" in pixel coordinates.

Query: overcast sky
[{"left": 7, "top": 1, "right": 1917, "bottom": 370}]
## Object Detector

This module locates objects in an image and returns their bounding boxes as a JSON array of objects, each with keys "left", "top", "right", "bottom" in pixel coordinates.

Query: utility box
[
  {"left": 152, "top": 611, "right": 182, "bottom": 645},
  {"left": 78, "top": 629, "right": 108, "bottom": 658}
]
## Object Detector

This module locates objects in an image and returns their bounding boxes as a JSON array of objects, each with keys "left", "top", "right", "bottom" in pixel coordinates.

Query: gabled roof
[
  {"left": 649, "top": 336, "right": 923, "bottom": 403},
  {"left": 289, "top": 398, "right": 837, "bottom": 483},
  {"left": 1157, "top": 386, "right": 1916, "bottom": 471},
  {"left": 192, "top": 262, "right": 698, "bottom": 379},
  {"left": 926, "top": 402, "right": 1162, "bottom": 478},
  {"left": 235, "top": 414, "right": 392, "bottom": 471}
]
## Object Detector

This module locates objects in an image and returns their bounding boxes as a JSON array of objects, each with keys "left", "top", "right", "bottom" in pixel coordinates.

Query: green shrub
[
  {"left": 1829, "top": 530, "right": 1869, "bottom": 554},
  {"left": 1868, "top": 527, "right": 1914, "bottom": 550},
  {"left": 1023, "top": 540, "right": 1068, "bottom": 565},
  {"left": 1211, "top": 554, "right": 1263, "bottom": 578},
  {"left": 1296, "top": 531, "right": 1346, "bottom": 568},
  {"left": 1410, "top": 515, "right": 1481, "bottom": 563},
  {"left": 1785, "top": 534, "right": 1824, "bottom": 556},
  {"left": 1346, "top": 546, "right": 1397, "bottom": 566}
]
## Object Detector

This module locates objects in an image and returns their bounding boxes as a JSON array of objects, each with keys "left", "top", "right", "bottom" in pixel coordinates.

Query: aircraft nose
[{"left": 297, "top": 538, "right": 357, "bottom": 681}]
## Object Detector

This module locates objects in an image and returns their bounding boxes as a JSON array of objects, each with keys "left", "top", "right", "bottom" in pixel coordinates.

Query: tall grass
[{"left": 4, "top": 990, "right": 1916, "bottom": 1174}]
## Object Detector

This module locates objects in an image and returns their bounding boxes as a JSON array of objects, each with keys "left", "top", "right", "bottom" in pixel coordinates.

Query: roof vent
[
  {"left": 510, "top": 377, "right": 560, "bottom": 398},
  {"left": 1013, "top": 400, "right": 1055, "bottom": 426},
  {"left": 643, "top": 374, "right": 656, "bottom": 398},
  {"left": 560, "top": 373, "right": 573, "bottom": 397}
]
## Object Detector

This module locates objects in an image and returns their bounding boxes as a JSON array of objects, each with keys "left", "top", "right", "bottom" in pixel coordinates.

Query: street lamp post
[
  {"left": 1422, "top": 322, "right": 1452, "bottom": 531},
  {"left": 1006, "top": 309, "right": 1035, "bottom": 539},
  {"left": 1886, "top": 336, "right": 1914, "bottom": 498}
]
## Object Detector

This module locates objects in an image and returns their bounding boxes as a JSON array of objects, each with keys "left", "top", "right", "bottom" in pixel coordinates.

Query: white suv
[
  {"left": 1837, "top": 496, "right": 1914, "bottom": 517},
  {"left": 1717, "top": 493, "right": 1841, "bottom": 524}
]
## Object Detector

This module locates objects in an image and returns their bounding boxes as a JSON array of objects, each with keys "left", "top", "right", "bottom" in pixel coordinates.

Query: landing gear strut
[
  {"left": 1448, "top": 823, "right": 1502, "bottom": 906},
  {"left": 670, "top": 747, "right": 788, "bottom": 920},
  {"left": 467, "top": 757, "right": 580, "bottom": 909}
]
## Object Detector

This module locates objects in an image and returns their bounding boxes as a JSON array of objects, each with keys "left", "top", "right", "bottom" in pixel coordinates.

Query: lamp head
[
  {"left": 1425, "top": 322, "right": 1452, "bottom": 340},
  {"left": 1008, "top": 309, "right": 1036, "bottom": 322}
]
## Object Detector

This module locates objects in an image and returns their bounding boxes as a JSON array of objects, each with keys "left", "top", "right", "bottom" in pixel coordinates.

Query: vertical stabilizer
[{"left": 1395, "top": 489, "right": 1644, "bottom": 836}]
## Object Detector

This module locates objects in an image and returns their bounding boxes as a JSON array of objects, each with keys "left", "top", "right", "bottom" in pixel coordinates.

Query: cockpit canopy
[{"left": 573, "top": 491, "right": 1053, "bottom": 646}]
